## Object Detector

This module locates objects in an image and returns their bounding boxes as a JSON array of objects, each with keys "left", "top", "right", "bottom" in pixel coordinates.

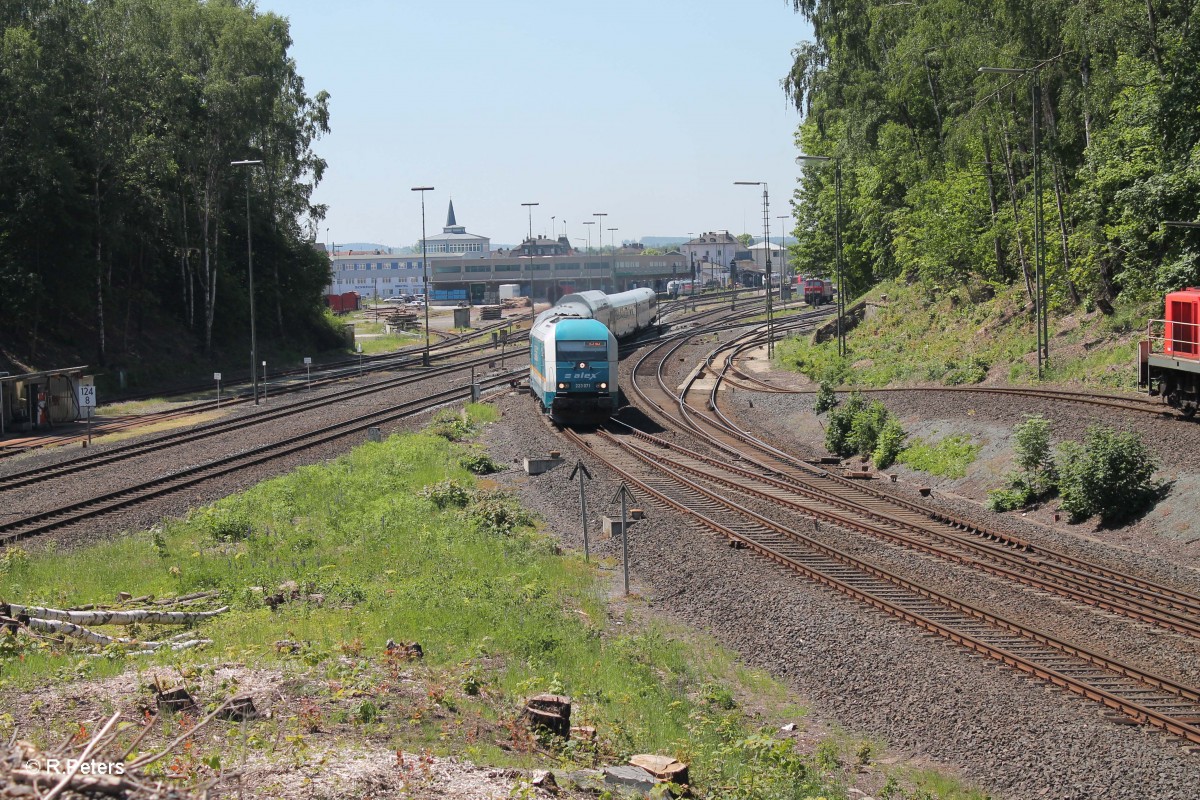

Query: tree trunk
[
  {"left": 998, "top": 120, "right": 1036, "bottom": 303},
  {"left": 1050, "top": 157, "right": 1082, "bottom": 305},
  {"left": 95, "top": 177, "right": 107, "bottom": 366},
  {"left": 981, "top": 119, "right": 1007, "bottom": 281}
]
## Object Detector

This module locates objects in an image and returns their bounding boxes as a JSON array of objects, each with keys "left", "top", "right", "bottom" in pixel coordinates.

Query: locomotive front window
[{"left": 557, "top": 340, "right": 608, "bottom": 358}]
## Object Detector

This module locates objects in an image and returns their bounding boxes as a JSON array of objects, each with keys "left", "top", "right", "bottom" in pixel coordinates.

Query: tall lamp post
[
  {"left": 777, "top": 215, "right": 790, "bottom": 285},
  {"left": 522, "top": 202, "right": 539, "bottom": 242},
  {"left": 607, "top": 227, "right": 619, "bottom": 290},
  {"left": 593, "top": 212, "right": 608, "bottom": 290},
  {"left": 411, "top": 186, "right": 435, "bottom": 366},
  {"left": 231, "top": 159, "right": 264, "bottom": 404},
  {"left": 735, "top": 182, "right": 774, "bottom": 358},
  {"left": 795, "top": 155, "right": 845, "bottom": 357},
  {"left": 979, "top": 64, "right": 1047, "bottom": 377},
  {"left": 582, "top": 221, "right": 596, "bottom": 289},
  {"left": 522, "top": 202, "right": 540, "bottom": 299}
]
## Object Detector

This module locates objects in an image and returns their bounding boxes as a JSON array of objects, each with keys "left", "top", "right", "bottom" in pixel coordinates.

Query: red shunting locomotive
[{"left": 1139, "top": 287, "right": 1200, "bottom": 416}]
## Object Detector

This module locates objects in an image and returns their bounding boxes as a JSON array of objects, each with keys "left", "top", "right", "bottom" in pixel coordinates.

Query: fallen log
[
  {"left": 24, "top": 619, "right": 211, "bottom": 652},
  {"left": 9, "top": 604, "right": 229, "bottom": 626}
]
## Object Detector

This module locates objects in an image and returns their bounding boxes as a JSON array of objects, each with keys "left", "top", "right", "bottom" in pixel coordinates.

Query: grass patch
[
  {"left": 102, "top": 396, "right": 217, "bottom": 415},
  {"left": 775, "top": 279, "right": 1154, "bottom": 391},
  {"left": 88, "top": 410, "right": 227, "bottom": 445},
  {"left": 897, "top": 433, "right": 981, "bottom": 479},
  {"left": 356, "top": 332, "right": 420, "bottom": 355}
]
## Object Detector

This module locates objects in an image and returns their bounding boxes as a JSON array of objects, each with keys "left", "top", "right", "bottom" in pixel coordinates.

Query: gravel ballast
[{"left": 479, "top": 326, "right": 1200, "bottom": 800}]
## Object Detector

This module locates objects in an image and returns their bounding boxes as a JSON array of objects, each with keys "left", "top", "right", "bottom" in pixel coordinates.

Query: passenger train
[{"left": 530, "top": 288, "right": 657, "bottom": 425}]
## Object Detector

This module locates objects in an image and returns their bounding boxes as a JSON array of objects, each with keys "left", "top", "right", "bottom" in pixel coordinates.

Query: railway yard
[{"left": 3, "top": 293, "right": 1200, "bottom": 798}]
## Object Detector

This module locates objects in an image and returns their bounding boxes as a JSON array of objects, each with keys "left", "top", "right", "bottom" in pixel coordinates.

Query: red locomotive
[
  {"left": 1139, "top": 287, "right": 1200, "bottom": 416},
  {"left": 804, "top": 278, "right": 834, "bottom": 306}
]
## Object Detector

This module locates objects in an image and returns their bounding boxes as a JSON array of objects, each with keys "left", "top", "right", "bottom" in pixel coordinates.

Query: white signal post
[
  {"left": 262, "top": 361, "right": 267, "bottom": 402},
  {"left": 304, "top": 357, "right": 312, "bottom": 391},
  {"left": 214, "top": 372, "right": 222, "bottom": 409}
]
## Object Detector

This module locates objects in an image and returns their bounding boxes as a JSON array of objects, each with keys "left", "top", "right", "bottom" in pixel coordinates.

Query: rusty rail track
[
  {"left": 562, "top": 424, "right": 1200, "bottom": 745},
  {"left": 578, "top": 312, "right": 1200, "bottom": 745},
  {"left": 0, "top": 371, "right": 522, "bottom": 545},
  {"left": 0, "top": 353, "right": 523, "bottom": 492}
]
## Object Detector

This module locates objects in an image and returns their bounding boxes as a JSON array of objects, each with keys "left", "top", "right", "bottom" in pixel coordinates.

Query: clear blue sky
[{"left": 273, "top": 0, "right": 811, "bottom": 248}]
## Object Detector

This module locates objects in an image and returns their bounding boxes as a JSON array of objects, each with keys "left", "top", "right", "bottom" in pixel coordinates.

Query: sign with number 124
[{"left": 78, "top": 385, "right": 96, "bottom": 409}]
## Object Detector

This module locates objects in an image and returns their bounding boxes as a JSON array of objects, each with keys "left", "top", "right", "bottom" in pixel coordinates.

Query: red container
[{"left": 1164, "top": 288, "right": 1200, "bottom": 359}]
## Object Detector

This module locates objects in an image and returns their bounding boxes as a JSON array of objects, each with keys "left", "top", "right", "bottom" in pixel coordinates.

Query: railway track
[
  {"left": 0, "top": 370, "right": 522, "bottom": 546},
  {"left": 723, "top": 347, "right": 1172, "bottom": 416},
  {"left": 564, "top": 311, "right": 1200, "bottom": 746},
  {"left": 0, "top": 299, "right": 772, "bottom": 545},
  {"left": 0, "top": 353, "right": 520, "bottom": 492},
  {"left": 561, "top": 424, "right": 1200, "bottom": 746},
  {"left": 0, "top": 319, "right": 529, "bottom": 456}
]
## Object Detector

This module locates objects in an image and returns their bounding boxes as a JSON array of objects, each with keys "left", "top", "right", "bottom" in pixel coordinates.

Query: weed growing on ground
[{"left": 897, "top": 434, "right": 981, "bottom": 479}]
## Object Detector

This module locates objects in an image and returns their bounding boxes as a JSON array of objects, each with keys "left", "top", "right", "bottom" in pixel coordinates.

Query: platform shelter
[{"left": 0, "top": 366, "right": 89, "bottom": 437}]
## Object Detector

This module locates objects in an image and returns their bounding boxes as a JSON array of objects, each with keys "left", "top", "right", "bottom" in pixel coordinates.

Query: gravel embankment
[{"left": 480, "top": 327, "right": 1200, "bottom": 800}]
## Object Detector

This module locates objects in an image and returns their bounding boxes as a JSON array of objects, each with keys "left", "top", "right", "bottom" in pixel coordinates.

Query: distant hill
[
  {"left": 640, "top": 236, "right": 690, "bottom": 247},
  {"left": 337, "top": 242, "right": 416, "bottom": 254}
]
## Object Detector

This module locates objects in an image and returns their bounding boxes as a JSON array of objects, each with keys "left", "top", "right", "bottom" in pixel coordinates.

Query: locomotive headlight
[
  {"left": 577, "top": 362, "right": 587, "bottom": 369},
  {"left": 599, "top": 382, "right": 608, "bottom": 389},
  {"left": 557, "top": 382, "right": 568, "bottom": 389}
]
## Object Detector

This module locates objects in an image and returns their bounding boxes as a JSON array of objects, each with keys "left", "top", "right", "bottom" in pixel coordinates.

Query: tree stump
[{"left": 522, "top": 693, "right": 571, "bottom": 738}]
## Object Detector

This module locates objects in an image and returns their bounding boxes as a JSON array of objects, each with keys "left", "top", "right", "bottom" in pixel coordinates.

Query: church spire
[{"left": 446, "top": 199, "right": 457, "bottom": 228}]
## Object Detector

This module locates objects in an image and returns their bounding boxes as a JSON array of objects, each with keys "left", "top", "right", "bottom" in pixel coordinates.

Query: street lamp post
[
  {"left": 735, "top": 182, "right": 774, "bottom": 358},
  {"left": 231, "top": 159, "right": 264, "bottom": 404},
  {"left": 795, "top": 156, "right": 845, "bottom": 357},
  {"left": 411, "top": 186, "right": 435, "bottom": 366},
  {"left": 777, "top": 215, "right": 790, "bottom": 287},
  {"left": 593, "top": 213, "right": 608, "bottom": 290},
  {"left": 607, "top": 227, "right": 618, "bottom": 291},
  {"left": 582, "top": 221, "right": 596, "bottom": 290},
  {"left": 522, "top": 202, "right": 540, "bottom": 299},
  {"left": 979, "top": 65, "right": 1047, "bottom": 377},
  {"left": 522, "top": 202, "right": 539, "bottom": 242}
]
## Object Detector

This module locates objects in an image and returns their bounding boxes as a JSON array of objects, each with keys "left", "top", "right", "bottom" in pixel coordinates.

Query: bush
[
  {"left": 1056, "top": 426, "right": 1159, "bottom": 523},
  {"left": 460, "top": 451, "right": 501, "bottom": 474},
  {"left": 872, "top": 418, "right": 907, "bottom": 470},
  {"left": 428, "top": 409, "right": 474, "bottom": 441},
  {"left": 987, "top": 415, "right": 1057, "bottom": 512},
  {"left": 814, "top": 382, "right": 839, "bottom": 414},
  {"left": 1012, "top": 414, "right": 1055, "bottom": 494},
  {"left": 421, "top": 479, "right": 471, "bottom": 509},
  {"left": 986, "top": 483, "right": 1036, "bottom": 512},
  {"left": 825, "top": 395, "right": 903, "bottom": 461},
  {"left": 849, "top": 400, "right": 890, "bottom": 457},
  {"left": 942, "top": 355, "right": 990, "bottom": 385},
  {"left": 466, "top": 491, "right": 534, "bottom": 536},
  {"left": 824, "top": 393, "right": 866, "bottom": 457}
]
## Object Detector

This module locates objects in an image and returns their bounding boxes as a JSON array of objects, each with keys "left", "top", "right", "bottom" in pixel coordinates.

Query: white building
[
  {"left": 681, "top": 231, "right": 740, "bottom": 275},
  {"left": 747, "top": 240, "right": 785, "bottom": 271},
  {"left": 328, "top": 248, "right": 430, "bottom": 299},
  {"left": 421, "top": 199, "right": 489, "bottom": 257},
  {"left": 327, "top": 201, "right": 490, "bottom": 299}
]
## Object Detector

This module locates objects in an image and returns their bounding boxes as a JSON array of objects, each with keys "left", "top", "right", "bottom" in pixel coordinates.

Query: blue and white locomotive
[{"left": 529, "top": 289, "right": 657, "bottom": 425}]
